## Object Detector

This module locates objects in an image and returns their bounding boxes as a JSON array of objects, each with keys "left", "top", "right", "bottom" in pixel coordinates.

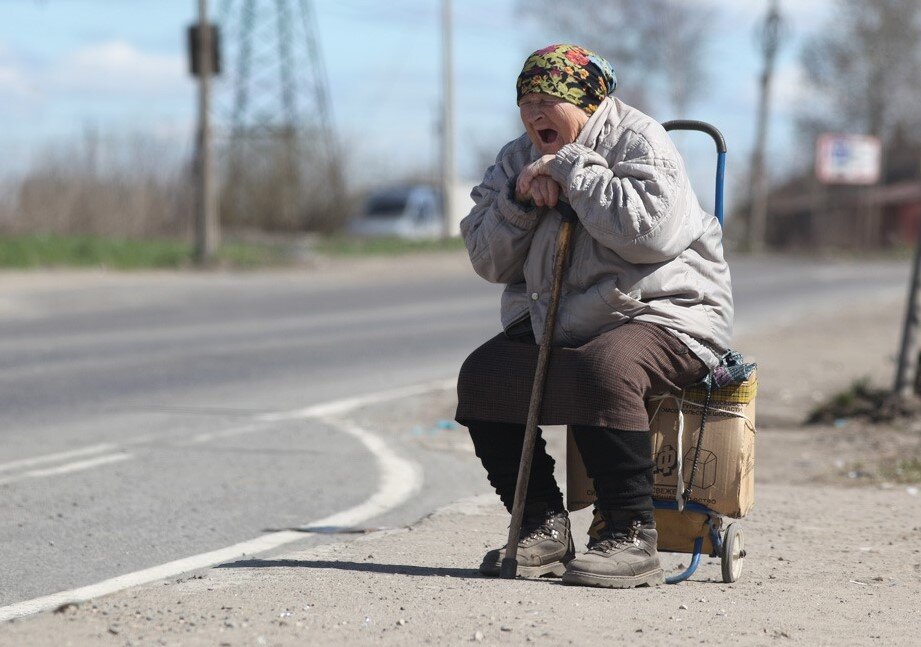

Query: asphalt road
[{"left": 0, "top": 253, "right": 910, "bottom": 608}]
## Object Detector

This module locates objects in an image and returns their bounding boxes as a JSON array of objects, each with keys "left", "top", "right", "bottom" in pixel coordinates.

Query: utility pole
[
  {"left": 440, "top": 0, "right": 456, "bottom": 239},
  {"left": 195, "top": 0, "right": 219, "bottom": 264},
  {"left": 893, "top": 225, "right": 921, "bottom": 398},
  {"left": 747, "top": 0, "right": 783, "bottom": 253}
]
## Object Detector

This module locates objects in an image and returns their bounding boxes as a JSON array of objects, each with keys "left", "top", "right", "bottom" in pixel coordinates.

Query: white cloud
[
  {"left": 0, "top": 45, "right": 39, "bottom": 100},
  {"left": 48, "top": 40, "right": 187, "bottom": 99},
  {"left": 0, "top": 65, "right": 29, "bottom": 96}
]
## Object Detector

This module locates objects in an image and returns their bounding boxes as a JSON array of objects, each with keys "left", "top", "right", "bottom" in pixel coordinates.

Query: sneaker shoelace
[
  {"left": 518, "top": 512, "right": 564, "bottom": 545},
  {"left": 589, "top": 520, "right": 641, "bottom": 553}
]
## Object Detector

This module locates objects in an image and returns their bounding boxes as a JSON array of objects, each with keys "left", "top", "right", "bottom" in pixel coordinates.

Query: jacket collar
[{"left": 576, "top": 97, "right": 619, "bottom": 150}]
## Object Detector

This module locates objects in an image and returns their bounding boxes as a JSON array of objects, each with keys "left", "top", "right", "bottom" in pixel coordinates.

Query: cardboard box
[
  {"left": 567, "top": 373, "right": 757, "bottom": 519},
  {"left": 652, "top": 509, "right": 716, "bottom": 554},
  {"left": 585, "top": 507, "right": 717, "bottom": 554},
  {"left": 649, "top": 374, "right": 757, "bottom": 518}
]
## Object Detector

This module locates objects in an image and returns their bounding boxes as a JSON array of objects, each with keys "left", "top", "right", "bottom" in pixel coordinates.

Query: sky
[{"left": 0, "top": 0, "right": 835, "bottom": 213}]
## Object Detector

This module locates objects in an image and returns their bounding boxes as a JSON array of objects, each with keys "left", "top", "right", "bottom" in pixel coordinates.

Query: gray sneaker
[
  {"left": 479, "top": 508, "right": 574, "bottom": 578},
  {"left": 562, "top": 518, "right": 664, "bottom": 588}
]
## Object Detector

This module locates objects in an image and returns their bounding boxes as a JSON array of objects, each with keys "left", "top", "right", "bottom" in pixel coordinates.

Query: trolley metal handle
[{"left": 662, "top": 120, "right": 727, "bottom": 227}]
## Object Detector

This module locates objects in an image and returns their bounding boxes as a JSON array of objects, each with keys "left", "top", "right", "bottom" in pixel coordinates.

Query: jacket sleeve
[
  {"left": 548, "top": 128, "right": 698, "bottom": 264},
  {"left": 459, "top": 143, "right": 541, "bottom": 283}
]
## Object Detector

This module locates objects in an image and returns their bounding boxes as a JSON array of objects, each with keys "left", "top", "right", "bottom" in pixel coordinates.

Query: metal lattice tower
[{"left": 217, "top": 0, "right": 340, "bottom": 230}]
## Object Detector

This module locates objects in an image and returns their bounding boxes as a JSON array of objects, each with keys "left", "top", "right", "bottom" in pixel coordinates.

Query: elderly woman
[{"left": 455, "top": 44, "right": 733, "bottom": 588}]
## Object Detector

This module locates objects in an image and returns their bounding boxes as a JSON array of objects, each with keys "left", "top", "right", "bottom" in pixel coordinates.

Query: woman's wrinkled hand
[
  {"left": 515, "top": 154, "right": 560, "bottom": 207},
  {"left": 526, "top": 177, "right": 561, "bottom": 208}
]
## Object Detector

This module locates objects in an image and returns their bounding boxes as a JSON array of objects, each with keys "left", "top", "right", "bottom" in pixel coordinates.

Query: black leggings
[{"left": 467, "top": 421, "right": 654, "bottom": 521}]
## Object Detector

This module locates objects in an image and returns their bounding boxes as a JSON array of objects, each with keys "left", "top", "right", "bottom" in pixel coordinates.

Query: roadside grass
[
  {"left": 840, "top": 457, "right": 921, "bottom": 485},
  {"left": 314, "top": 234, "right": 466, "bottom": 256},
  {"left": 806, "top": 378, "right": 899, "bottom": 424},
  {"left": 810, "top": 379, "right": 921, "bottom": 486},
  {"left": 0, "top": 233, "right": 468, "bottom": 269},
  {"left": 0, "top": 235, "right": 290, "bottom": 270},
  {"left": 881, "top": 457, "right": 921, "bottom": 484}
]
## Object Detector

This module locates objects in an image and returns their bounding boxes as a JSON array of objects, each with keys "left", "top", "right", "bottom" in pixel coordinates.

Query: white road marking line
[
  {"left": 309, "top": 417, "right": 423, "bottom": 529},
  {"left": 24, "top": 453, "right": 133, "bottom": 478},
  {"left": 0, "top": 380, "right": 437, "bottom": 623},
  {"left": 0, "top": 443, "right": 116, "bottom": 474},
  {"left": 259, "top": 377, "right": 456, "bottom": 421},
  {"left": 0, "top": 378, "right": 455, "bottom": 477},
  {"left": 180, "top": 423, "right": 265, "bottom": 445},
  {"left": 0, "top": 454, "right": 133, "bottom": 486}
]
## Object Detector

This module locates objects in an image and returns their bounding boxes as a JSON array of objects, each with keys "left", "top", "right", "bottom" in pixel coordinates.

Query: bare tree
[
  {"left": 799, "top": 0, "right": 921, "bottom": 146},
  {"left": 516, "top": 0, "right": 713, "bottom": 118},
  {"left": 3, "top": 131, "right": 192, "bottom": 240}
]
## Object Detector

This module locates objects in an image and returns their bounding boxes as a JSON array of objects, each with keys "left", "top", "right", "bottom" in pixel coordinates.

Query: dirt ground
[{"left": 2, "top": 297, "right": 921, "bottom": 645}]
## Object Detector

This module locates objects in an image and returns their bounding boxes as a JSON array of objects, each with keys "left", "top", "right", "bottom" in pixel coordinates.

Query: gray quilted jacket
[{"left": 460, "top": 97, "right": 733, "bottom": 365}]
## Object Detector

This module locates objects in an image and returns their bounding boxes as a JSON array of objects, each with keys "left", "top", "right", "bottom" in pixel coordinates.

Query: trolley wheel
[{"left": 721, "top": 523, "right": 745, "bottom": 583}]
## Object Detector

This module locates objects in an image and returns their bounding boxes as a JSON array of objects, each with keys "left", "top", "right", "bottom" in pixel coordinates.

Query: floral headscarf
[{"left": 516, "top": 44, "right": 617, "bottom": 115}]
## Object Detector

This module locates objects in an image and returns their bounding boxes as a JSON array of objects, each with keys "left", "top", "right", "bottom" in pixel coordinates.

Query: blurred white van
[
  {"left": 348, "top": 182, "right": 476, "bottom": 239},
  {"left": 348, "top": 185, "right": 443, "bottom": 240}
]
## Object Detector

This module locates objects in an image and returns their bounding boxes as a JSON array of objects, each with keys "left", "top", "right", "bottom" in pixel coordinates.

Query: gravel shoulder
[{"left": 2, "top": 294, "right": 921, "bottom": 645}]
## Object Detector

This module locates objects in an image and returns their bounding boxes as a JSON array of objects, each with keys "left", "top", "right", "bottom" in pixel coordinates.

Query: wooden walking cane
[{"left": 500, "top": 202, "right": 578, "bottom": 579}]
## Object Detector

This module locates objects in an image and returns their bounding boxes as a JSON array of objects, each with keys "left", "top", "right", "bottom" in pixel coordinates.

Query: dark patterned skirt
[{"left": 455, "top": 321, "right": 708, "bottom": 431}]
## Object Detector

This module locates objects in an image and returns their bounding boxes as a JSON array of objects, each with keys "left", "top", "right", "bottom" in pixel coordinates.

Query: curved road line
[{"left": 0, "top": 380, "right": 438, "bottom": 623}]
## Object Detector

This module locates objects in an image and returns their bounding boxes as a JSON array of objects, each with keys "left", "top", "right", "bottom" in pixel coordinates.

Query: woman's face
[{"left": 519, "top": 93, "right": 590, "bottom": 155}]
